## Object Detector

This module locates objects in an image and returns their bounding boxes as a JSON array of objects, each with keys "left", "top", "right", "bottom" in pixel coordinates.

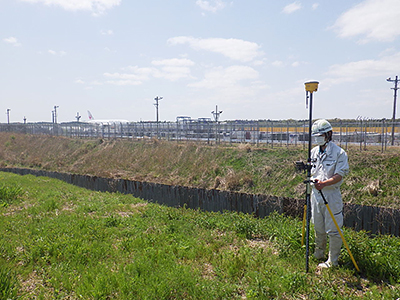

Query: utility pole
[
  {"left": 6, "top": 108, "right": 10, "bottom": 124},
  {"left": 154, "top": 96, "right": 163, "bottom": 138},
  {"left": 387, "top": 76, "right": 399, "bottom": 145},
  {"left": 211, "top": 105, "right": 223, "bottom": 143}
]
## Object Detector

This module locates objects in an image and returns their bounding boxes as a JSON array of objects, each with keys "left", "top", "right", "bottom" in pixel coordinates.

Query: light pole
[
  {"left": 6, "top": 109, "right": 10, "bottom": 124},
  {"left": 387, "top": 76, "right": 399, "bottom": 145},
  {"left": 211, "top": 105, "right": 223, "bottom": 143},
  {"left": 154, "top": 96, "right": 163, "bottom": 138},
  {"left": 54, "top": 105, "right": 59, "bottom": 124},
  {"left": 211, "top": 105, "right": 222, "bottom": 123}
]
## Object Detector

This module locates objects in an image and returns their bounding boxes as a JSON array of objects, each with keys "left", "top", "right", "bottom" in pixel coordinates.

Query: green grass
[
  {"left": 0, "top": 172, "right": 399, "bottom": 299},
  {"left": 0, "top": 183, "right": 23, "bottom": 207}
]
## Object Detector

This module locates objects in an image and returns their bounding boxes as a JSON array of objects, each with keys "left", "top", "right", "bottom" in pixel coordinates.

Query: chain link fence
[{"left": 1, "top": 119, "right": 399, "bottom": 150}]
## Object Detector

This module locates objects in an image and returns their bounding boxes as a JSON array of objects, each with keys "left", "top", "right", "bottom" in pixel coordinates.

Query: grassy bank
[
  {"left": 1, "top": 172, "right": 399, "bottom": 299},
  {"left": 0, "top": 133, "right": 399, "bottom": 208}
]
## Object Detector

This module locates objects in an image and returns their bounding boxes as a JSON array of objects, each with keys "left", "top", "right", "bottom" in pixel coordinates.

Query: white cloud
[
  {"left": 151, "top": 58, "right": 195, "bottom": 67},
  {"left": 151, "top": 58, "right": 195, "bottom": 81},
  {"left": 48, "top": 49, "right": 66, "bottom": 56},
  {"left": 104, "top": 79, "right": 142, "bottom": 86},
  {"left": 20, "top": 0, "right": 121, "bottom": 15},
  {"left": 100, "top": 29, "right": 113, "bottom": 35},
  {"left": 104, "top": 71, "right": 148, "bottom": 85},
  {"left": 3, "top": 36, "right": 21, "bottom": 46},
  {"left": 331, "top": 0, "right": 400, "bottom": 43},
  {"left": 324, "top": 52, "right": 400, "bottom": 86},
  {"left": 196, "top": 0, "right": 226, "bottom": 13},
  {"left": 123, "top": 66, "right": 155, "bottom": 80},
  {"left": 103, "top": 58, "right": 196, "bottom": 85},
  {"left": 188, "top": 65, "right": 259, "bottom": 89},
  {"left": 187, "top": 66, "right": 268, "bottom": 106},
  {"left": 167, "top": 36, "right": 262, "bottom": 62},
  {"left": 252, "top": 60, "right": 265, "bottom": 66},
  {"left": 312, "top": 3, "right": 319, "bottom": 10},
  {"left": 271, "top": 59, "right": 305, "bottom": 68},
  {"left": 272, "top": 60, "right": 284, "bottom": 67},
  {"left": 282, "top": 2, "right": 302, "bottom": 14}
]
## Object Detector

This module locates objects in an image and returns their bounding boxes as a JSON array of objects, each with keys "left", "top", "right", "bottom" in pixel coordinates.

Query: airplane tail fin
[{"left": 87, "top": 110, "right": 94, "bottom": 120}]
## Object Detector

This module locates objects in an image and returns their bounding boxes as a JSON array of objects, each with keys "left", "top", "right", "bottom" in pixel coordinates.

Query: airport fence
[{"left": 1, "top": 119, "right": 400, "bottom": 150}]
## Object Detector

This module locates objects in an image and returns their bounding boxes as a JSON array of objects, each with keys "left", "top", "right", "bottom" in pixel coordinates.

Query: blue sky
[{"left": 1, "top": 0, "right": 400, "bottom": 123}]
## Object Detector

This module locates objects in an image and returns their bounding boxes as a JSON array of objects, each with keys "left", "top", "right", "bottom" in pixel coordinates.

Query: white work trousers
[{"left": 311, "top": 187, "right": 343, "bottom": 243}]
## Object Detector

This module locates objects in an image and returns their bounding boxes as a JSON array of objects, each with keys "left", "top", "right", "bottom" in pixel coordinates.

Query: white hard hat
[{"left": 312, "top": 119, "right": 332, "bottom": 136}]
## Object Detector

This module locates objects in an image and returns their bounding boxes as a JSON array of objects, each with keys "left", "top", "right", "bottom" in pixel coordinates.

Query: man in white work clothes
[{"left": 310, "top": 119, "right": 349, "bottom": 268}]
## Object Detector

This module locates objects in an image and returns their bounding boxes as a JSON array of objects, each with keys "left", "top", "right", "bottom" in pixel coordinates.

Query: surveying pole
[
  {"left": 304, "top": 81, "right": 319, "bottom": 273},
  {"left": 387, "top": 76, "right": 399, "bottom": 146}
]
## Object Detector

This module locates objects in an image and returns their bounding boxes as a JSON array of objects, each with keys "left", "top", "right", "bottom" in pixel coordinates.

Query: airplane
[{"left": 85, "top": 111, "right": 130, "bottom": 125}]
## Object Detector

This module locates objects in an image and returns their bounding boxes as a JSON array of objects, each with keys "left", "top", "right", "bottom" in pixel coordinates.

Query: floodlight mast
[
  {"left": 211, "top": 105, "right": 223, "bottom": 144},
  {"left": 304, "top": 81, "right": 319, "bottom": 273},
  {"left": 211, "top": 105, "right": 223, "bottom": 123},
  {"left": 75, "top": 112, "right": 81, "bottom": 122}
]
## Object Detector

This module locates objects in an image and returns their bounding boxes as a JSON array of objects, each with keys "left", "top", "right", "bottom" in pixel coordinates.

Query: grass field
[{"left": 1, "top": 172, "right": 399, "bottom": 299}]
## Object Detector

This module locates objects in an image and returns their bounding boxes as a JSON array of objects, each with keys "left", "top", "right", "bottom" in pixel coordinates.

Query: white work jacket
[
  {"left": 310, "top": 141, "right": 349, "bottom": 189},
  {"left": 310, "top": 141, "right": 349, "bottom": 212}
]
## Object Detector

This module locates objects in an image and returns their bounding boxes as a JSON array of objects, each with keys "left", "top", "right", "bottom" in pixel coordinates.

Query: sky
[{"left": 1, "top": 0, "right": 400, "bottom": 123}]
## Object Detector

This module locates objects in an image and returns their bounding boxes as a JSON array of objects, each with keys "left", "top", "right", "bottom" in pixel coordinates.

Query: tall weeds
[{"left": 1, "top": 133, "right": 400, "bottom": 208}]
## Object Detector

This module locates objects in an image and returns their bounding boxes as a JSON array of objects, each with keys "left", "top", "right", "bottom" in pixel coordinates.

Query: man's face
[{"left": 314, "top": 133, "right": 326, "bottom": 146}]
